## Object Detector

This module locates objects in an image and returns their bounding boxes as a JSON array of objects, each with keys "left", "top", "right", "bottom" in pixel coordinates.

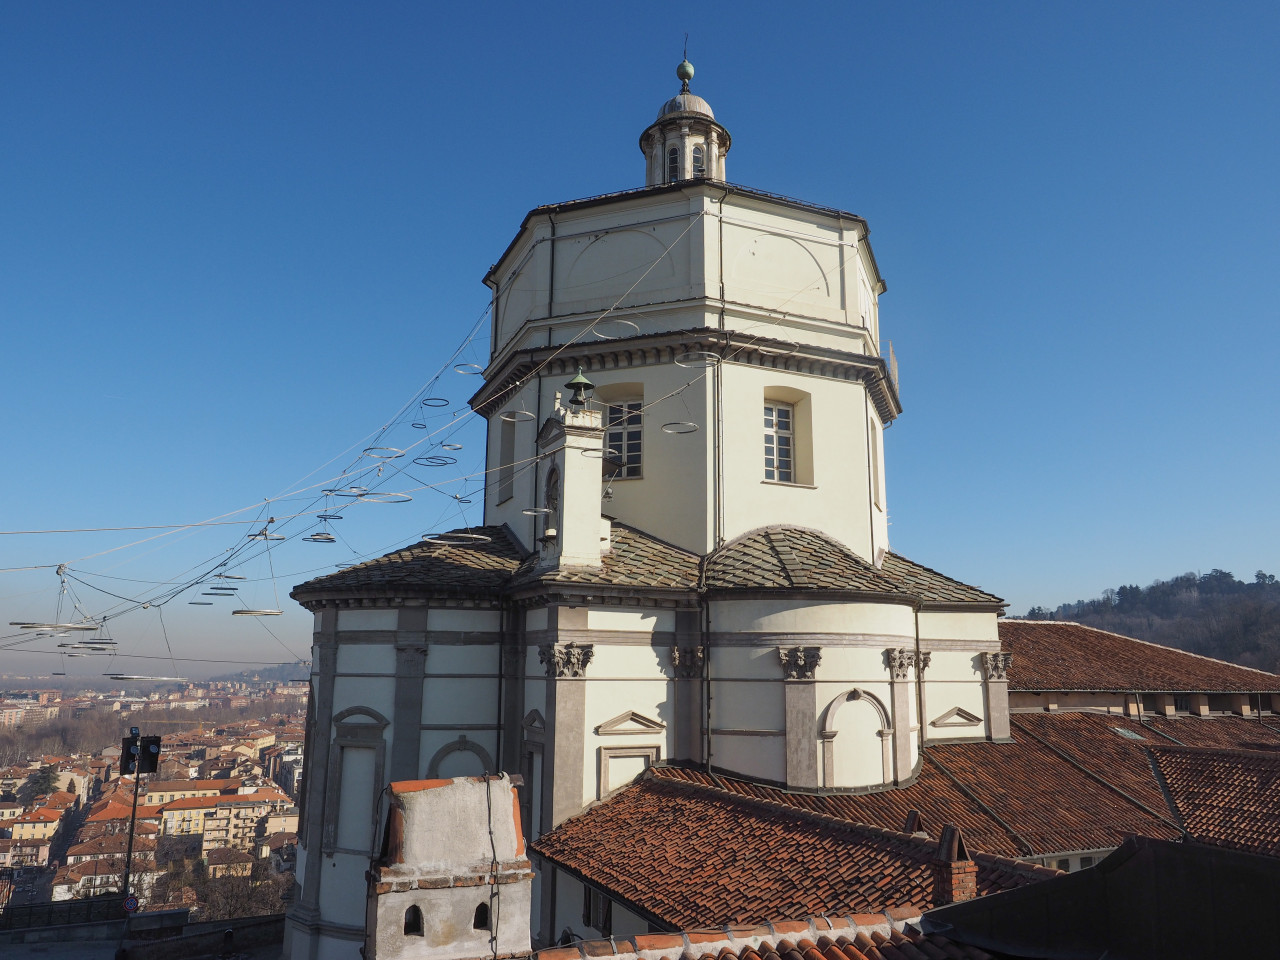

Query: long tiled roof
[
  {"left": 703, "top": 527, "right": 906, "bottom": 594},
  {"left": 535, "top": 914, "right": 996, "bottom": 960},
  {"left": 530, "top": 774, "right": 1053, "bottom": 928},
  {"left": 291, "top": 526, "right": 526, "bottom": 599},
  {"left": 1148, "top": 744, "right": 1280, "bottom": 857},
  {"left": 512, "top": 522, "right": 700, "bottom": 590},
  {"left": 1000, "top": 620, "right": 1280, "bottom": 692}
]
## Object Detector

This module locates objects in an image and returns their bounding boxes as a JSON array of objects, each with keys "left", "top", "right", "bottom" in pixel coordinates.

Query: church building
[{"left": 284, "top": 60, "right": 1012, "bottom": 960}]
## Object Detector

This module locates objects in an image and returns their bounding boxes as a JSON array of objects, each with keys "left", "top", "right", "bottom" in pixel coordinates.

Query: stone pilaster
[
  {"left": 982, "top": 652, "right": 1012, "bottom": 740},
  {"left": 780, "top": 646, "right": 821, "bottom": 789}
]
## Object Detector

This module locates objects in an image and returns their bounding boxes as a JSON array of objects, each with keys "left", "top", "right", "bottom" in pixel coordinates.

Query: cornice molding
[{"left": 469, "top": 328, "right": 902, "bottom": 425}]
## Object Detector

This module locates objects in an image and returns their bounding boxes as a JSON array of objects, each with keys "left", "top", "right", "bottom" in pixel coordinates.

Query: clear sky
[{"left": 2, "top": 2, "right": 1277, "bottom": 678}]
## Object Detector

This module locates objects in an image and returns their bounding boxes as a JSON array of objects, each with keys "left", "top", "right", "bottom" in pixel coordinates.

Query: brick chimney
[{"left": 931, "top": 823, "right": 978, "bottom": 906}]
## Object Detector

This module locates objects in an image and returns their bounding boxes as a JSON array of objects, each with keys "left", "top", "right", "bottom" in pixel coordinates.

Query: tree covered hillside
[{"left": 1024, "top": 570, "right": 1280, "bottom": 674}]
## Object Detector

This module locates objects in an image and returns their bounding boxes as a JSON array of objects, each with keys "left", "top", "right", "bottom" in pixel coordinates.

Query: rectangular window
[
  {"left": 1079, "top": 856, "right": 1095, "bottom": 869},
  {"left": 605, "top": 401, "right": 642, "bottom": 478},
  {"left": 764, "top": 402, "right": 794, "bottom": 483},
  {"left": 583, "top": 886, "right": 613, "bottom": 935}
]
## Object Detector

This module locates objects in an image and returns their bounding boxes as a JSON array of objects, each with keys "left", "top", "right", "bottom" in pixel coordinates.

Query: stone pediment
[
  {"left": 930, "top": 706, "right": 983, "bottom": 728},
  {"left": 594, "top": 710, "right": 666, "bottom": 736}
]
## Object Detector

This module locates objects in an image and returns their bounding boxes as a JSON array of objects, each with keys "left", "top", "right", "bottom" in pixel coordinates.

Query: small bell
[{"left": 564, "top": 366, "right": 595, "bottom": 407}]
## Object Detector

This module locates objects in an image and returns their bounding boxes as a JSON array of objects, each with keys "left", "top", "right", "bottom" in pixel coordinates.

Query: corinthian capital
[
  {"left": 779, "top": 646, "right": 822, "bottom": 680},
  {"left": 538, "top": 642, "right": 594, "bottom": 679},
  {"left": 983, "top": 652, "right": 1013, "bottom": 681}
]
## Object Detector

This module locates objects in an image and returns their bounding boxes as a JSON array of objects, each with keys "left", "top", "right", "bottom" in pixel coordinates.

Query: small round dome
[
  {"left": 676, "top": 59, "right": 695, "bottom": 82},
  {"left": 657, "top": 92, "right": 715, "bottom": 121}
]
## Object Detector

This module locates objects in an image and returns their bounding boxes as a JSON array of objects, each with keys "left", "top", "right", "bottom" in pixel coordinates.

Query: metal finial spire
[{"left": 677, "top": 36, "right": 694, "bottom": 94}]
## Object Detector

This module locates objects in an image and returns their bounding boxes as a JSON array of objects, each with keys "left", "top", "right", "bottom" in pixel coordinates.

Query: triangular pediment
[
  {"left": 930, "top": 706, "right": 983, "bottom": 728},
  {"left": 522, "top": 710, "right": 545, "bottom": 733},
  {"left": 594, "top": 710, "right": 666, "bottom": 736}
]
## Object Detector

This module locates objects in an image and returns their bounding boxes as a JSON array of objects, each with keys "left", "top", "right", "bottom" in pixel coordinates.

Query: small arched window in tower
[
  {"left": 473, "top": 902, "right": 491, "bottom": 930},
  {"left": 692, "top": 144, "right": 705, "bottom": 177},
  {"left": 404, "top": 904, "right": 424, "bottom": 936},
  {"left": 667, "top": 146, "right": 679, "bottom": 182}
]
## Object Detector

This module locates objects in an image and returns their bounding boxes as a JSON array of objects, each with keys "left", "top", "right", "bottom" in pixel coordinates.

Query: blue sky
[{"left": 1, "top": 2, "right": 1277, "bottom": 676}]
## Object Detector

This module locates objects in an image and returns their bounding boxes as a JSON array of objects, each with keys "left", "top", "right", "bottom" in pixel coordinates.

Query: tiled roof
[
  {"left": 530, "top": 775, "right": 1053, "bottom": 928},
  {"left": 703, "top": 527, "right": 905, "bottom": 594},
  {"left": 879, "top": 554, "right": 1004, "bottom": 606},
  {"left": 291, "top": 525, "right": 526, "bottom": 599},
  {"left": 1148, "top": 745, "right": 1280, "bottom": 857},
  {"left": 534, "top": 914, "right": 996, "bottom": 960},
  {"left": 294, "top": 519, "right": 999, "bottom": 608},
  {"left": 654, "top": 713, "right": 1191, "bottom": 859},
  {"left": 513, "top": 522, "right": 700, "bottom": 590},
  {"left": 1000, "top": 620, "right": 1280, "bottom": 692},
  {"left": 68, "top": 834, "right": 156, "bottom": 857},
  {"left": 653, "top": 714, "right": 1280, "bottom": 862}
]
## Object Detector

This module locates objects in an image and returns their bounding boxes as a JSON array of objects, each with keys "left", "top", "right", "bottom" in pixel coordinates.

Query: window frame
[
  {"left": 764, "top": 401, "right": 796, "bottom": 483},
  {"left": 604, "top": 399, "right": 643, "bottom": 479},
  {"left": 666, "top": 146, "right": 679, "bottom": 182}
]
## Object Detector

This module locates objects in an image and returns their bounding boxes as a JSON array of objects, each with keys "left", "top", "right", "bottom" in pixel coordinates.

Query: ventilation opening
[
  {"left": 404, "top": 905, "right": 423, "bottom": 936},
  {"left": 473, "top": 902, "right": 490, "bottom": 930}
]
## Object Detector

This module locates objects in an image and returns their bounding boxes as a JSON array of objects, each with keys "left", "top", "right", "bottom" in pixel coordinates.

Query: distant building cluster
[{"left": 0, "top": 685, "right": 307, "bottom": 916}]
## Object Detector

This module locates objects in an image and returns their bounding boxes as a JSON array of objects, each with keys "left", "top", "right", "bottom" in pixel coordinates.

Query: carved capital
[
  {"left": 670, "top": 645, "right": 705, "bottom": 679},
  {"left": 778, "top": 646, "right": 822, "bottom": 680},
  {"left": 887, "top": 648, "right": 918, "bottom": 681},
  {"left": 538, "top": 642, "right": 594, "bottom": 679},
  {"left": 983, "top": 652, "right": 1013, "bottom": 681},
  {"left": 918, "top": 651, "right": 932, "bottom": 675}
]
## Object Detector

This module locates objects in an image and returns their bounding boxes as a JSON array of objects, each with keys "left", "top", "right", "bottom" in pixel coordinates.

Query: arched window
[
  {"left": 404, "top": 904, "right": 424, "bottom": 936},
  {"left": 692, "top": 144, "right": 705, "bottom": 177},
  {"left": 667, "top": 146, "right": 679, "bottom": 182},
  {"left": 473, "top": 902, "right": 490, "bottom": 930}
]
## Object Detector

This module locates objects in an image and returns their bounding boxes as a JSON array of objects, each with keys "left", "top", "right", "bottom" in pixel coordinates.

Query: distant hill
[
  {"left": 1024, "top": 569, "right": 1280, "bottom": 674},
  {"left": 209, "top": 661, "right": 311, "bottom": 683}
]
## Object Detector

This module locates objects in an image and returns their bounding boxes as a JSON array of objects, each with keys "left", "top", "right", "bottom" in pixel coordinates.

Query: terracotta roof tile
[
  {"left": 1148, "top": 744, "right": 1280, "bottom": 857},
  {"left": 1000, "top": 620, "right": 1280, "bottom": 693},
  {"left": 531, "top": 915, "right": 999, "bottom": 960},
  {"left": 530, "top": 776, "right": 1048, "bottom": 928}
]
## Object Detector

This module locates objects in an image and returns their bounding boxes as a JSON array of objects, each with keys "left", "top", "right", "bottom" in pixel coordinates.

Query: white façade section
[
  {"left": 719, "top": 363, "right": 877, "bottom": 559},
  {"left": 319, "top": 850, "right": 372, "bottom": 927},
  {"left": 421, "top": 675, "right": 498, "bottom": 726},
  {"left": 709, "top": 598, "right": 916, "bottom": 638},
  {"left": 922, "top": 650, "right": 990, "bottom": 741},
  {"left": 426, "top": 643, "right": 500, "bottom": 675},
  {"left": 580, "top": 644, "right": 672, "bottom": 803},
  {"left": 336, "top": 643, "right": 396, "bottom": 675},
  {"left": 525, "top": 607, "right": 548, "bottom": 631},
  {"left": 918, "top": 610, "right": 1000, "bottom": 644},
  {"left": 337, "top": 609, "right": 398, "bottom": 632},
  {"left": 429, "top": 608, "right": 502, "bottom": 634},
  {"left": 585, "top": 607, "right": 675, "bottom": 633}
]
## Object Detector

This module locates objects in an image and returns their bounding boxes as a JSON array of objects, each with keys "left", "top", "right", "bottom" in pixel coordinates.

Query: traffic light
[{"left": 120, "top": 735, "right": 161, "bottom": 775}]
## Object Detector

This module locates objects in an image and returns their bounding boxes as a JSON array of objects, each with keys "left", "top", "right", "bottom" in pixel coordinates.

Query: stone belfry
[{"left": 286, "top": 59, "right": 1008, "bottom": 960}]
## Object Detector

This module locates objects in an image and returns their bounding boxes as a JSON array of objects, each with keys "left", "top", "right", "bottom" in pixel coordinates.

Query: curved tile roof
[
  {"left": 511, "top": 522, "right": 699, "bottom": 590},
  {"left": 703, "top": 526, "right": 907, "bottom": 595}
]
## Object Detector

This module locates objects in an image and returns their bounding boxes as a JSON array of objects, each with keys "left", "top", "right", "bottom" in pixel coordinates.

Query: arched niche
[
  {"left": 427, "top": 735, "right": 495, "bottom": 779},
  {"left": 820, "top": 688, "right": 892, "bottom": 789}
]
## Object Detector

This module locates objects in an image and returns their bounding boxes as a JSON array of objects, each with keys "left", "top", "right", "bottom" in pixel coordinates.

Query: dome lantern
[{"left": 639, "top": 59, "right": 731, "bottom": 186}]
